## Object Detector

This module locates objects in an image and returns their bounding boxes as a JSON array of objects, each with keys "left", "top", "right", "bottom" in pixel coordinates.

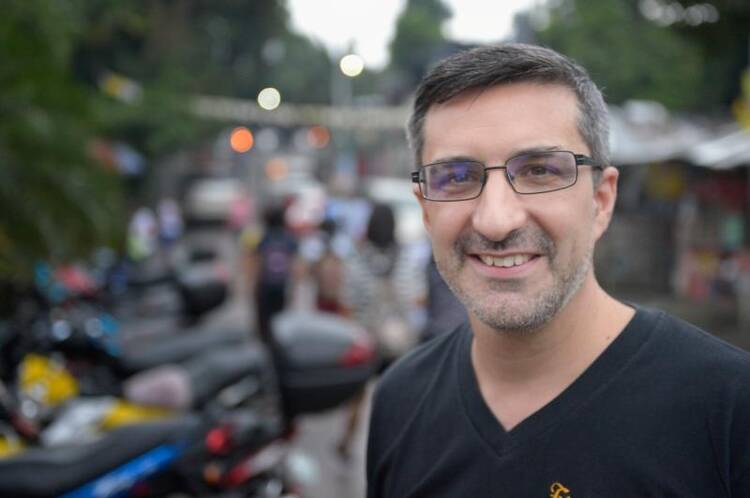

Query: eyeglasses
[{"left": 411, "top": 150, "right": 601, "bottom": 202}]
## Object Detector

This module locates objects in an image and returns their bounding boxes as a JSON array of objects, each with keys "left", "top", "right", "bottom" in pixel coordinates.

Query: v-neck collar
[{"left": 457, "top": 305, "right": 659, "bottom": 458}]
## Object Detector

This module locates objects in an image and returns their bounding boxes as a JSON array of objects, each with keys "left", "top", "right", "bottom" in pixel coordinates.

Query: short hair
[
  {"left": 366, "top": 202, "right": 396, "bottom": 250},
  {"left": 407, "top": 43, "right": 610, "bottom": 174},
  {"left": 262, "top": 203, "right": 286, "bottom": 229}
]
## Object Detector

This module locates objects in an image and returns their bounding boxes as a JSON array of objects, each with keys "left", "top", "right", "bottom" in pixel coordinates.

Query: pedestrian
[
  {"left": 366, "top": 43, "right": 750, "bottom": 497},
  {"left": 337, "top": 202, "right": 424, "bottom": 459},
  {"left": 344, "top": 203, "right": 424, "bottom": 370},
  {"left": 310, "top": 218, "right": 347, "bottom": 314},
  {"left": 249, "top": 203, "right": 299, "bottom": 342}
]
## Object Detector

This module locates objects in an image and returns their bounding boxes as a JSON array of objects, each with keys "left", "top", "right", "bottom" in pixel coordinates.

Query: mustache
[{"left": 454, "top": 228, "right": 554, "bottom": 255}]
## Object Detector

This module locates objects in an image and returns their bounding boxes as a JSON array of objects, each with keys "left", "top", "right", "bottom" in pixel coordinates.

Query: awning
[{"left": 684, "top": 126, "right": 750, "bottom": 170}]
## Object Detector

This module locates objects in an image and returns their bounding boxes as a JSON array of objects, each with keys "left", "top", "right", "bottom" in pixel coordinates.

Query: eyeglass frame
[{"left": 411, "top": 150, "right": 602, "bottom": 202}]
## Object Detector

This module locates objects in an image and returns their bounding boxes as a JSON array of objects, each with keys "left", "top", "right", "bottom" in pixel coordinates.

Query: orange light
[
  {"left": 230, "top": 127, "right": 254, "bottom": 153},
  {"left": 307, "top": 125, "right": 331, "bottom": 149}
]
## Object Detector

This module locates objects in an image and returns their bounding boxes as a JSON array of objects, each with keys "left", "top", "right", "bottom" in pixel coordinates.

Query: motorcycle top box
[
  {"left": 175, "top": 263, "right": 228, "bottom": 319},
  {"left": 271, "top": 311, "right": 378, "bottom": 418}
]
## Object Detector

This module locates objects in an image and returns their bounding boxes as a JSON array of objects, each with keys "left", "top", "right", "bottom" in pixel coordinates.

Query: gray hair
[{"left": 407, "top": 43, "right": 610, "bottom": 172}]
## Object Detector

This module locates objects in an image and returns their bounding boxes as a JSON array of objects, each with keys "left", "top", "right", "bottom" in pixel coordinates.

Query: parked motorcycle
[{"left": 0, "top": 309, "right": 378, "bottom": 497}]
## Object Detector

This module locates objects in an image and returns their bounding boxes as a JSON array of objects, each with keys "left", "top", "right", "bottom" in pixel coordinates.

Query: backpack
[{"left": 258, "top": 231, "right": 296, "bottom": 288}]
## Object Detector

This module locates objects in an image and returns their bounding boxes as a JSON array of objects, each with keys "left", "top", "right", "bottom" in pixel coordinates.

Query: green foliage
[
  {"left": 666, "top": 0, "right": 750, "bottom": 108},
  {"left": 534, "top": 0, "right": 705, "bottom": 110},
  {"left": 526, "top": 0, "right": 750, "bottom": 112},
  {"left": 264, "top": 32, "right": 335, "bottom": 105},
  {"left": 75, "top": 0, "right": 333, "bottom": 155},
  {"left": 0, "top": 0, "right": 124, "bottom": 283},
  {"left": 389, "top": 0, "right": 452, "bottom": 90}
]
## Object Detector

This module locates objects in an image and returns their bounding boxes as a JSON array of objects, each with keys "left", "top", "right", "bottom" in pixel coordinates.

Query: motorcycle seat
[
  {"left": 118, "top": 326, "right": 246, "bottom": 374},
  {"left": 183, "top": 344, "right": 275, "bottom": 407},
  {"left": 0, "top": 415, "right": 200, "bottom": 498}
]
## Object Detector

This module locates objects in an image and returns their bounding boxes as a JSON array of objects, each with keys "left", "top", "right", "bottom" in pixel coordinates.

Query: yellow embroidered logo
[{"left": 549, "top": 482, "right": 571, "bottom": 498}]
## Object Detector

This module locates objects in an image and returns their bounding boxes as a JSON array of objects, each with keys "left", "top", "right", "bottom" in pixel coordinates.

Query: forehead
[{"left": 421, "top": 82, "right": 586, "bottom": 163}]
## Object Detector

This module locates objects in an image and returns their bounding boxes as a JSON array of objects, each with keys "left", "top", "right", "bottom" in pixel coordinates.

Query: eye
[
  {"left": 516, "top": 162, "right": 560, "bottom": 177},
  {"left": 446, "top": 168, "right": 477, "bottom": 184},
  {"left": 430, "top": 162, "right": 482, "bottom": 189}
]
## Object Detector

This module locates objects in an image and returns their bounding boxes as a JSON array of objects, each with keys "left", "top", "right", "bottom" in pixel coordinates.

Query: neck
[{"left": 470, "top": 276, "right": 633, "bottom": 384}]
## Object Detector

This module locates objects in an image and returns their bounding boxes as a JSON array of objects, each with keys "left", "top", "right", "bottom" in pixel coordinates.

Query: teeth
[{"left": 478, "top": 254, "right": 531, "bottom": 268}]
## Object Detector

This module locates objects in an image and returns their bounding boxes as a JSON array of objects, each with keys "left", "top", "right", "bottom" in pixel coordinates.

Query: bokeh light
[
  {"left": 339, "top": 54, "right": 364, "bottom": 77},
  {"left": 265, "top": 157, "right": 289, "bottom": 181},
  {"left": 258, "top": 87, "right": 282, "bottom": 110},
  {"left": 230, "top": 127, "right": 254, "bottom": 153},
  {"left": 307, "top": 125, "right": 331, "bottom": 149}
]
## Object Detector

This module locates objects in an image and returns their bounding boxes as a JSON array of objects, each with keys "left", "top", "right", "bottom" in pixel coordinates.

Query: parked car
[{"left": 182, "top": 176, "right": 249, "bottom": 227}]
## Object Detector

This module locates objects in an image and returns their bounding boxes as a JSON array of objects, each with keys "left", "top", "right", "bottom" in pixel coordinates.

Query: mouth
[{"left": 473, "top": 253, "right": 539, "bottom": 268}]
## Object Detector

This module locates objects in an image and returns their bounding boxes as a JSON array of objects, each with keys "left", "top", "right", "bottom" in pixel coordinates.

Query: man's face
[{"left": 417, "top": 82, "right": 617, "bottom": 333}]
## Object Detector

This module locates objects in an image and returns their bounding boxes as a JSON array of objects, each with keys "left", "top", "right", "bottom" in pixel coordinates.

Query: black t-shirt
[{"left": 367, "top": 306, "right": 750, "bottom": 498}]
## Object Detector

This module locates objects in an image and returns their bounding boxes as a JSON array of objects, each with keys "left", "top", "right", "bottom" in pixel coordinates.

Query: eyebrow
[
  {"left": 425, "top": 145, "right": 565, "bottom": 166},
  {"left": 505, "top": 145, "right": 565, "bottom": 158}
]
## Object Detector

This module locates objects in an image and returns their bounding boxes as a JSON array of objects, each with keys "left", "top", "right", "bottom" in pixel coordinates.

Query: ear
[
  {"left": 592, "top": 166, "right": 619, "bottom": 241},
  {"left": 413, "top": 185, "right": 433, "bottom": 234}
]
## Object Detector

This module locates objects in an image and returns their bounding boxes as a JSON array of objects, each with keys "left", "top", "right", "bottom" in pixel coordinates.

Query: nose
[{"left": 470, "top": 169, "right": 528, "bottom": 241}]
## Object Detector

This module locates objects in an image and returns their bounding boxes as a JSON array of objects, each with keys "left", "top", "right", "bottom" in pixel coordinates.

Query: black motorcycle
[{"left": 0, "top": 309, "right": 378, "bottom": 497}]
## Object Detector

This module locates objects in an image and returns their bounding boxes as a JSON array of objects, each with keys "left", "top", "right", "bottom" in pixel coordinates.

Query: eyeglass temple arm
[
  {"left": 575, "top": 155, "right": 601, "bottom": 168},
  {"left": 411, "top": 171, "right": 422, "bottom": 183}
]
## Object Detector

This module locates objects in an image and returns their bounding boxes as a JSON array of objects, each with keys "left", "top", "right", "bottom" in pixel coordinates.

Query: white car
[{"left": 183, "top": 177, "right": 248, "bottom": 225}]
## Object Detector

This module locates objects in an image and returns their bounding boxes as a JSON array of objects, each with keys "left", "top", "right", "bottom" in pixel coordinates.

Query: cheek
[
  {"left": 426, "top": 206, "right": 471, "bottom": 258},
  {"left": 533, "top": 201, "right": 592, "bottom": 254},
  {"left": 426, "top": 205, "right": 468, "bottom": 238}
]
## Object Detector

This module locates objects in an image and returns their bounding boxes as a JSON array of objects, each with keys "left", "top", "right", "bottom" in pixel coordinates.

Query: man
[{"left": 366, "top": 43, "right": 750, "bottom": 497}]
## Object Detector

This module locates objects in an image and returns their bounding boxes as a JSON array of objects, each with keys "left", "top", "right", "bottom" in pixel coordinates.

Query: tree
[
  {"left": 660, "top": 0, "right": 750, "bottom": 110},
  {"left": 388, "top": 0, "right": 452, "bottom": 98},
  {"left": 519, "top": 0, "right": 750, "bottom": 113},
  {"left": 0, "top": 0, "right": 124, "bottom": 288},
  {"left": 529, "top": 0, "right": 705, "bottom": 110}
]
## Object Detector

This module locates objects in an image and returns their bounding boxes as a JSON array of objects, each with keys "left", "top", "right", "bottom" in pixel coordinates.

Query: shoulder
[
  {"left": 640, "top": 306, "right": 750, "bottom": 374},
  {"left": 371, "top": 322, "right": 467, "bottom": 420},
  {"left": 367, "top": 322, "right": 468, "bottom": 471},
  {"left": 642, "top": 310, "right": 750, "bottom": 489}
]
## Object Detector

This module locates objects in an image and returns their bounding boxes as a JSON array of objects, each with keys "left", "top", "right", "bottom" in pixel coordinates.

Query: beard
[{"left": 436, "top": 226, "right": 592, "bottom": 334}]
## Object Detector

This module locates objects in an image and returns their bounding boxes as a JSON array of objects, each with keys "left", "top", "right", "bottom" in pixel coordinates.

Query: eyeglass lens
[{"left": 422, "top": 151, "right": 578, "bottom": 200}]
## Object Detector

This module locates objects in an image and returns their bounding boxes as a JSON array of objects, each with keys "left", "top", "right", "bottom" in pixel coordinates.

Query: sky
[{"left": 288, "top": 0, "right": 540, "bottom": 70}]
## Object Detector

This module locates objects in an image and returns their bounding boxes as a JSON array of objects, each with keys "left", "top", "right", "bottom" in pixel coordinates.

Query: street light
[
  {"left": 339, "top": 54, "right": 365, "bottom": 78},
  {"left": 332, "top": 53, "right": 364, "bottom": 107},
  {"left": 330, "top": 52, "right": 364, "bottom": 193},
  {"left": 257, "top": 87, "right": 281, "bottom": 110}
]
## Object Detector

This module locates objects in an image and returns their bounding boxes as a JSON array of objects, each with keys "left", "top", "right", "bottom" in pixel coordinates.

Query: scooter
[{"left": 0, "top": 309, "right": 378, "bottom": 497}]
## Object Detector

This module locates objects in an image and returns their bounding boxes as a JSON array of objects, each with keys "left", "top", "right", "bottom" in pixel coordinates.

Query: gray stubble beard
[{"left": 436, "top": 229, "right": 593, "bottom": 335}]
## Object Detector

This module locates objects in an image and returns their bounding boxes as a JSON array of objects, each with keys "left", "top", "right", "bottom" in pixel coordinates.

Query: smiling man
[{"left": 366, "top": 44, "right": 750, "bottom": 498}]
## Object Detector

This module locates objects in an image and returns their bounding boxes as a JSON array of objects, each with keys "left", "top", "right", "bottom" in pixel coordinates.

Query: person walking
[
  {"left": 338, "top": 202, "right": 424, "bottom": 459},
  {"left": 249, "top": 204, "right": 299, "bottom": 342}
]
